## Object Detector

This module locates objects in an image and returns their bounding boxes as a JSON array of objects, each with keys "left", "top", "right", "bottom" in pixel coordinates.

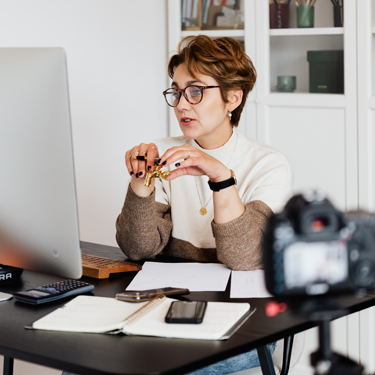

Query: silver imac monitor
[{"left": 0, "top": 48, "right": 82, "bottom": 279}]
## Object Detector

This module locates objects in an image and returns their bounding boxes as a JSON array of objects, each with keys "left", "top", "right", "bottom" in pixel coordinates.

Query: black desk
[{"left": 0, "top": 242, "right": 374, "bottom": 375}]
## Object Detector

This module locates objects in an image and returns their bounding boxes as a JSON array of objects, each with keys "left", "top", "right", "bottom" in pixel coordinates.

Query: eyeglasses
[{"left": 162, "top": 85, "right": 220, "bottom": 107}]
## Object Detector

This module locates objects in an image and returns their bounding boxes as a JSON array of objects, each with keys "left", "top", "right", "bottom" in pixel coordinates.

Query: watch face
[{"left": 230, "top": 170, "right": 237, "bottom": 185}]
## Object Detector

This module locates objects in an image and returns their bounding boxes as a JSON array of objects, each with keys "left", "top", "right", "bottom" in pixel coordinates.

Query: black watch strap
[{"left": 207, "top": 170, "right": 237, "bottom": 192}]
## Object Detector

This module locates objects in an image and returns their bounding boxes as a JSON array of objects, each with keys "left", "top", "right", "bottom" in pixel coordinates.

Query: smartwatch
[{"left": 207, "top": 170, "right": 237, "bottom": 192}]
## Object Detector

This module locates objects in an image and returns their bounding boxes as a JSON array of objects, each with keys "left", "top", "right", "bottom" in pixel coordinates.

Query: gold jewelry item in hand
[{"left": 144, "top": 158, "right": 170, "bottom": 187}]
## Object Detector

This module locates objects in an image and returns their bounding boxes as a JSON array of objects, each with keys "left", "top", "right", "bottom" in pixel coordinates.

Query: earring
[{"left": 229, "top": 112, "right": 232, "bottom": 118}]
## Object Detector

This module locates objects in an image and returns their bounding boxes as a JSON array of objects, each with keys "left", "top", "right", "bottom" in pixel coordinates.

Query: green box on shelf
[{"left": 307, "top": 50, "right": 344, "bottom": 94}]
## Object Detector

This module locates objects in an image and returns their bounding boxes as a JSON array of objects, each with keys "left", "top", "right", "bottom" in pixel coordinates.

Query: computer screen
[{"left": 0, "top": 48, "right": 82, "bottom": 279}]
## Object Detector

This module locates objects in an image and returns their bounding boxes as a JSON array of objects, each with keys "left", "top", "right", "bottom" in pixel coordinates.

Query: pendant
[{"left": 200, "top": 207, "right": 207, "bottom": 215}]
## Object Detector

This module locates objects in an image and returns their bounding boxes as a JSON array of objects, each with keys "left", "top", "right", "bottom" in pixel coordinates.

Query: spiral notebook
[{"left": 27, "top": 295, "right": 254, "bottom": 340}]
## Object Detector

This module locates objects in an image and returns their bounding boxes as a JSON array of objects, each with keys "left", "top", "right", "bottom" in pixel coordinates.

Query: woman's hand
[
  {"left": 160, "top": 145, "right": 244, "bottom": 224},
  {"left": 125, "top": 143, "right": 159, "bottom": 197},
  {"left": 159, "top": 145, "right": 231, "bottom": 183}
]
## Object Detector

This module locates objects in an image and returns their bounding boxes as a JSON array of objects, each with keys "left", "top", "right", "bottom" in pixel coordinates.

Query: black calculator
[{"left": 13, "top": 280, "right": 94, "bottom": 304}]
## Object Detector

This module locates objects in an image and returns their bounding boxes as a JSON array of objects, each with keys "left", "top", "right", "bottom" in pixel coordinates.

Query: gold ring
[
  {"left": 148, "top": 146, "right": 156, "bottom": 150},
  {"left": 132, "top": 152, "right": 139, "bottom": 159},
  {"left": 187, "top": 151, "right": 190, "bottom": 159},
  {"left": 139, "top": 151, "right": 146, "bottom": 155}
]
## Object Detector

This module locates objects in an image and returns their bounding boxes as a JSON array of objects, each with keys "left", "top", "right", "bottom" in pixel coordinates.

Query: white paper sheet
[
  {"left": 230, "top": 270, "right": 273, "bottom": 298},
  {"left": 126, "top": 262, "right": 231, "bottom": 292}
]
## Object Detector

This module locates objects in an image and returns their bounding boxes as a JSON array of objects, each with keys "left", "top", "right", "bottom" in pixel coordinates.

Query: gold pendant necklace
[
  {"left": 200, "top": 207, "right": 208, "bottom": 215},
  {"left": 195, "top": 133, "right": 238, "bottom": 216},
  {"left": 195, "top": 178, "right": 212, "bottom": 215}
]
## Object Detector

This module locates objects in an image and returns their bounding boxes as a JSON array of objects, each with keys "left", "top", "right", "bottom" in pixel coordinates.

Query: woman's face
[{"left": 172, "top": 63, "right": 232, "bottom": 149}]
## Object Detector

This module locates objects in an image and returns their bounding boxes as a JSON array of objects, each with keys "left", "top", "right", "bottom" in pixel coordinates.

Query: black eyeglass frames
[{"left": 162, "top": 85, "right": 220, "bottom": 107}]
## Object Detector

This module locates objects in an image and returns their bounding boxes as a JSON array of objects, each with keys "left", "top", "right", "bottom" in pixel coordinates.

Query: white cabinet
[
  {"left": 254, "top": 2, "right": 358, "bottom": 372},
  {"left": 358, "top": 0, "right": 375, "bottom": 213},
  {"left": 167, "top": 1, "right": 373, "bottom": 373},
  {"left": 256, "top": 0, "right": 358, "bottom": 213},
  {"left": 357, "top": 1, "right": 375, "bottom": 372}
]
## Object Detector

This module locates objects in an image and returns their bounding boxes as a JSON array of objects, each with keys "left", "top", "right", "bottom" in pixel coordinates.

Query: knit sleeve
[
  {"left": 211, "top": 200, "right": 272, "bottom": 270},
  {"left": 115, "top": 184, "right": 173, "bottom": 260}
]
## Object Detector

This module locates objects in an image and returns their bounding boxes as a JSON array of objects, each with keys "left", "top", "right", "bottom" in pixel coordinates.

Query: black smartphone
[{"left": 165, "top": 300, "right": 207, "bottom": 324}]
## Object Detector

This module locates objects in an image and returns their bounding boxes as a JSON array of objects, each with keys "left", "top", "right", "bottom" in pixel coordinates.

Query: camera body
[{"left": 263, "top": 191, "right": 375, "bottom": 298}]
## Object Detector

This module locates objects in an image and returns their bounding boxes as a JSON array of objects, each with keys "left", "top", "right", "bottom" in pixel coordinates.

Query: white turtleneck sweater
[{"left": 116, "top": 129, "right": 292, "bottom": 270}]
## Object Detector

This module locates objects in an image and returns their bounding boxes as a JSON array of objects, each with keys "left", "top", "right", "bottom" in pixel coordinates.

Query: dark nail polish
[
  {"left": 175, "top": 163, "right": 180, "bottom": 167},
  {"left": 135, "top": 173, "right": 139, "bottom": 178},
  {"left": 147, "top": 165, "right": 152, "bottom": 171},
  {"left": 139, "top": 172, "right": 143, "bottom": 176},
  {"left": 157, "top": 159, "right": 162, "bottom": 165},
  {"left": 162, "top": 160, "right": 167, "bottom": 165},
  {"left": 130, "top": 171, "right": 134, "bottom": 176}
]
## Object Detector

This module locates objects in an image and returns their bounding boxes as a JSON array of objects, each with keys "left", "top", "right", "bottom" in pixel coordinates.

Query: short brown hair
[{"left": 167, "top": 35, "right": 257, "bottom": 127}]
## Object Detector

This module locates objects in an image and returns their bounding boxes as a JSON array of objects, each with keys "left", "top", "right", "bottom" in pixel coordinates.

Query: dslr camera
[{"left": 263, "top": 191, "right": 375, "bottom": 298}]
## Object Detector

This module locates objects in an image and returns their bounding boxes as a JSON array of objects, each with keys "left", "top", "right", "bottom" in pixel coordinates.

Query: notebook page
[
  {"left": 126, "top": 262, "right": 231, "bottom": 292},
  {"left": 31, "top": 296, "right": 148, "bottom": 333},
  {"left": 124, "top": 298, "right": 250, "bottom": 340}
]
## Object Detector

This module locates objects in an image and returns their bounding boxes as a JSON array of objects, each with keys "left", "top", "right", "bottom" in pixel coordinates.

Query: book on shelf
[
  {"left": 26, "top": 295, "right": 254, "bottom": 341},
  {"left": 202, "top": 0, "right": 210, "bottom": 24},
  {"left": 182, "top": 0, "right": 240, "bottom": 29},
  {"left": 182, "top": 0, "right": 200, "bottom": 28}
]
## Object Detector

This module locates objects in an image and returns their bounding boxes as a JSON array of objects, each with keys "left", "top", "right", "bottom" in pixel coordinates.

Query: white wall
[
  {"left": 0, "top": 0, "right": 169, "bottom": 247},
  {"left": 0, "top": 2, "right": 169, "bottom": 373}
]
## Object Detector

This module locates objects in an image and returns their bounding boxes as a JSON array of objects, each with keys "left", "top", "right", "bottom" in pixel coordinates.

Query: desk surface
[{"left": 0, "top": 242, "right": 374, "bottom": 375}]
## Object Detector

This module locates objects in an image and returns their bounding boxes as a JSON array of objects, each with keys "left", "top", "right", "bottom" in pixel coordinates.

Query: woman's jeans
[{"left": 61, "top": 342, "right": 276, "bottom": 375}]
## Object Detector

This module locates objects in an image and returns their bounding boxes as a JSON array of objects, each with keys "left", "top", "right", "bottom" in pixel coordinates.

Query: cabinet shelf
[
  {"left": 270, "top": 27, "right": 344, "bottom": 37},
  {"left": 181, "top": 29, "right": 244, "bottom": 38},
  {"left": 264, "top": 93, "right": 346, "bottom": 108}
]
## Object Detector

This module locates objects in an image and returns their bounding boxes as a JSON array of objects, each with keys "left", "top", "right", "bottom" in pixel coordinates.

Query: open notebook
[{"left": 27, "top": 295, "right": 255, "bottom": 340}]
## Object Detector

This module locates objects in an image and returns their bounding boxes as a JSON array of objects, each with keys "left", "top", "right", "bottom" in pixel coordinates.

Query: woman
[
  {"left": 63, "top": 35, "right": 290, "bottom": 375},
  {"left": 116, "top": 35, "right": 292, "bottom": 270},
  {"left": 63, "top": 35, "right": 291, "bottom": 375},
  {"left": 114, "top": 35, "right": 292, "bottom": 374}
]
